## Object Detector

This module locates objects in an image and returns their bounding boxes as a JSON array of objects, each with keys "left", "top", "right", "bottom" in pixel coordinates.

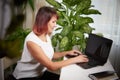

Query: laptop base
[{"left": 76, "top": 56, "right": 104, "bottom": 69}]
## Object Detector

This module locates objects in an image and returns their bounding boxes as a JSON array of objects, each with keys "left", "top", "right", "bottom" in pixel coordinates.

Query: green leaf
[
  {"left": 62, "top": 2, "right": 74, "bottom": 11},
  {"left": 79, "top": 40, "right": 86, "bottom": 52},
  {"left": 46, "top": 0, "right": 62, "bottom": 9},
  {"left": 61, "top": 26, "right": 72, "bottom": 36},
  {"left": 6, "top": 27, "right": 31, "bottom": 41},
  {"left": 82, "top": 24, "right": 95, "bottom": 33},
  {"left": 76, "top": 16, "right": 94, "bottom": 26},
  {"left": 61, "top": 12, "right": 71, "bottom": 26},
  {"left": 83, "top": 9, "right": 101, "bottom": 15},
  {"left": 73, "top": 31, "right": 84, "bottom": 39},
  {"left": 57, "top": 19, "right": 66, "bottom": 27},
  {"left": 51, "top": 35, "right": 58, "bottom": 47},
  {"left": 75, "top": 0, "right": 91, "bottom": 15},
  {"left": 55, "top": 27, "right": 62, "bottom": 31},
  {"left": 28, "top": 0, "right": 34, "bottom": 11},
  {"left": 63, "top": 0, "right": 83, "bottom": 6},
  {"left": 59, "top": 36, "right": 69, "bottom": 49}
]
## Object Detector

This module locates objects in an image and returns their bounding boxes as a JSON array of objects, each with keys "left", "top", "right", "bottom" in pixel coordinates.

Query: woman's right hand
[{"left": 73, "top": 54, "right": 89, "bottom": 63}]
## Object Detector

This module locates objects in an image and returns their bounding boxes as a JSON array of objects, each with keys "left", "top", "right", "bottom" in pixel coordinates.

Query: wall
[{"left": 90, "top": 0, "right": 120, "bottom": 77}]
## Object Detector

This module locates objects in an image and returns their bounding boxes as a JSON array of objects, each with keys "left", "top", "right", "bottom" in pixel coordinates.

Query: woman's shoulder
[{"left": 26, "top": 31, "right": 38, "bottom": 41}]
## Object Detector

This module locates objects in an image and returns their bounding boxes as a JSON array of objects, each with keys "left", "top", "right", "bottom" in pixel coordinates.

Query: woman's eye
[{"left": 52, "top": 21, "right": 56, "bottom": 23}]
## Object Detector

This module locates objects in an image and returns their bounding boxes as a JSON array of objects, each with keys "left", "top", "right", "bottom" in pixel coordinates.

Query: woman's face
[{"left": 47, "top": 16, "right": 57, "bottom": 34}]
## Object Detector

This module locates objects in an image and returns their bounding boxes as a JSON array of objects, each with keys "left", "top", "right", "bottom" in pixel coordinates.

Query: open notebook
[
  {"left": 66, "top": 33, "right": 113, "bottom": 69},
  {"left": 77, "top": 33, "right": 113, "bottom": 69}
]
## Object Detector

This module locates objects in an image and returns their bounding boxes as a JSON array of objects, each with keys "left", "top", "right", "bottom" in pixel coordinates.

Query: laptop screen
[{"left": 85, "top": 34, "right": 113, "bottom": 64}]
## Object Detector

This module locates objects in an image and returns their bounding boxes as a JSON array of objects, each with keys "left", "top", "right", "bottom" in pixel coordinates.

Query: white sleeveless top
[{"left": 13, "top": 31, "right": 54, "bottom": 79}]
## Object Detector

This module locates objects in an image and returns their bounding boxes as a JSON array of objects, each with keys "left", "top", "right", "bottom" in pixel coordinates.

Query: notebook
[
  {"left": 88, "top": 71, "right": 115, "bottom": 80},
  {"left": 76, "top": 33, "right": 113, "bottom": 69}
]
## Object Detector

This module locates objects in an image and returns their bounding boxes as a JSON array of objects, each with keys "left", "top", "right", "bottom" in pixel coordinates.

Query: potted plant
[
  {"left": 0, "top": 27, "right": 31, "bottom": 58},
  {"left": 0, "top": 0, "right": 34, "bottom": 79},
  {"left": 46, "top": 0, "right": 101, "bottom": 53},
  {"left": 0, "top": 0, "right": 34, "bottom": 59}
]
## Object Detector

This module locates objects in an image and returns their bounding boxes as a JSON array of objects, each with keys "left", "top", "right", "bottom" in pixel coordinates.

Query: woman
[{"left": 12, "top": 6, "right": 88, "bottom": 80}]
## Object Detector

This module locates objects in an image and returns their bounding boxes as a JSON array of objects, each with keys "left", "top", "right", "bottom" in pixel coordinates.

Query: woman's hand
[
  {"left": 66, "top": 50, "right": 82, "bottom": 56},
  {"left": 74, "top": 54, "right": 89, "bottom": 63},
  {"left": 66, "top": 50, "right": 89, "bottom": 63}
]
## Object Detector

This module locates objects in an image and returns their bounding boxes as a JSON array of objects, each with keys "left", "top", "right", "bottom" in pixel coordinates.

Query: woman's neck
[{"left": 38, "top": 34, "right": 47, "bottom": 42}]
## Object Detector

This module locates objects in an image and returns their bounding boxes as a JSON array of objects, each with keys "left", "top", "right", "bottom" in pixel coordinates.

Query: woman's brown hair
[{"left": 33, "top": 6, "right": 58, "bottom": 35}]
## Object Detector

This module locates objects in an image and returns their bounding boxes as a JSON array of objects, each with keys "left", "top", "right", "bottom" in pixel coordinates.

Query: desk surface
[{"left": 60, "top": 58, "right": 118, "bottom": 80}]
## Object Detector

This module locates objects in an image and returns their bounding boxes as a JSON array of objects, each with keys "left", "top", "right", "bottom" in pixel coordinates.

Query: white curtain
[
  {"left": 0, "top": 0, "right": 11, "bottom": 79},
  {"left": 91, "top": 0, "right": 120, "bottom": 77}
]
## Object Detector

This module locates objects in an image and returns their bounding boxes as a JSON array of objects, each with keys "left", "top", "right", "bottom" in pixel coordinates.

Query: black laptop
[{"left": 76, "top": 33, "right": 113, "bottom": 69}]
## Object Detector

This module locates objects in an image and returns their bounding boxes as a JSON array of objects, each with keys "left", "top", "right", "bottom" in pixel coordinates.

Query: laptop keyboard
[
  {"left": 76, "top": 56, "right": 100, "bottom": 69},
  {"left": 88, "top": 57, "right": 99, "bottom": 66},
  {"left": 66, "top": 55, "right": 101, "bottom": 69}
]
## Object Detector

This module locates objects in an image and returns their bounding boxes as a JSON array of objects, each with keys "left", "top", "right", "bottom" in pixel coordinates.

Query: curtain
[
  {"left": 23, "top": 0, "right": 48, "bottom": 29},
  {"left": 91, "top": 0, "right": 120, "bottom": 77},
  {"left": 0, "top": 0, "right": 11, "bottom": 79}
]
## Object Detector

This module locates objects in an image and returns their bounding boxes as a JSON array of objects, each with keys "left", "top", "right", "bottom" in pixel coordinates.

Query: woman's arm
[
  {"left": 27, "top": 41, "right": 88, "bottom": 71},
  {"left": 53, "top": 50, "right": 82, "bottom": 60},
  {"left": 53, "top": 51, "right": 68, "bottom": 60}
]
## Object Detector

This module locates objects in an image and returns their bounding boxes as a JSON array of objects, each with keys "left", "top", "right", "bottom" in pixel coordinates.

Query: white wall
[{"left": 91, "top": 0, "right": 120, "bottom": 77}]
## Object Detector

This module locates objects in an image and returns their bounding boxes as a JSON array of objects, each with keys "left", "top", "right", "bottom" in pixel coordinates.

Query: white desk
[{"left": 60, "top": 58, "right": 118, "bottom": 80}]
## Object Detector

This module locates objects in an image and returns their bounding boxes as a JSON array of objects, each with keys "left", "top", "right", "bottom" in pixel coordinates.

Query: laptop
[{"left": 76, "top": 33, "right": 113, "bottom": 69}]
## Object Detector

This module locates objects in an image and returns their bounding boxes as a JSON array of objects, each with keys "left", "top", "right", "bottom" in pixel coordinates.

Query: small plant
[
  {"left": 0, "top": 27, "right": 31, "bottom": 58},
  {"left": 0, "top": 0, "right": 34, "bottom": 58},
  {"left": 46, "top": 0, "right": 101, "bottom": 52}
]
